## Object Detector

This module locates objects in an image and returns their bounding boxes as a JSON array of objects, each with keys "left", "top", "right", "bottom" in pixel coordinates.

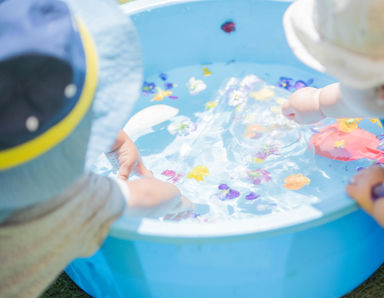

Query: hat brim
[
  {"left": 284, "top": 0, "right": 384, "bottom": 89},
  {"left": 65, "top": 0, "right": 143, "bottom": 168},
  {"left": 0, "top": 17, "right": 97, "bottom": 171}
]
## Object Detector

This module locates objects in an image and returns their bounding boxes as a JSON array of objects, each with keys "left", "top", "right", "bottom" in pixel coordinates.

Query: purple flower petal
[
  {"left": 218, "top": 183, "right": 229, "bottom": 190},
  {"left": 159, "top": 73, "right": 168, "bottom": 81},
  {"left": 164, "top": 82, "right": 174, "bottom": 90},
  {"left": 142, "top": 81, "right": 156, "bottom": 94},
  {"left": 245, "top": 192, "right": 260, "bottom": 200},
  {"left": 277, "top": 77, "right": 294, "bottom": 90},
  {"left": 226, "top": 189, "right": 240, "bottom": 200},
  {"left": 293, "top": 80, "right": 307, "bottom": 90}
]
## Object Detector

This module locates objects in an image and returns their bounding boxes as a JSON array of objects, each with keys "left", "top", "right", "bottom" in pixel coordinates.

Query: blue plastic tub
[{"left": 66, "top": 1, "right": 384, "bottom": 297}]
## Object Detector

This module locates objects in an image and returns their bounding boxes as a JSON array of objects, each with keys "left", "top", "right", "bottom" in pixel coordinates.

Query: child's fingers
[
  {"left": 346, "top": 176, "right": 375, "bottom": 214},
  {"left": 118, "top": 161, "right": 134, "bottom": 180},
  {"left": 282, "top": 102, "right": 296, "bottom": 120},
  {"left": 346, "top": 165, "right": 384, "bottom": 214},
  {"left": 372, "top": 197, "right": 384, "bottom": 227}
]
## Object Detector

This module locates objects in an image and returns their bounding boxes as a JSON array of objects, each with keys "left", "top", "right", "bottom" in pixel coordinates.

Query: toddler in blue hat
[{"left": 0, "top": 0, "right": 191, "bottom": 297}]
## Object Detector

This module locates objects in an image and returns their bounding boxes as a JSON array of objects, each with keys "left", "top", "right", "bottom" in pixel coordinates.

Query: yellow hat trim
[{"left": 0, "top": 19, "right": 98, "bottom": 170}]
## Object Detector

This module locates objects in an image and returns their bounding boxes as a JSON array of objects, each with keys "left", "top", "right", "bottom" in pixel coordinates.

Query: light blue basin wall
[
  {"left": 130, "top": 0, "right": 308, "bottom": 76},
  {"left": 67, "top": 209, "right": 384, "bottom": 297}
]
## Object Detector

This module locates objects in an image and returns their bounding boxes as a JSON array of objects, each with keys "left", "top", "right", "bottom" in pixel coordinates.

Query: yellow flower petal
[
  {"left": 334, "top": 139, "right": 345, "bottom": 148},
  {"left": 187, "top": 165, "right": 210, "bottom": 182},
  {"left": 252, "top": 158, "right": 265, "bottom": 163},
  {"left": 202, "top": 67, "right": 212, "bottom": 76},
  {"left": 270, "top": 106, "right": 281, "bottom": 114},
  {"left": 152, "top": 87, "right": 172, "bottom": 101},
  {"left": 250, "top": 88, "right": 274, "bottom": 101},
  {"left": 205, "top": 101, "right": 217, "bottom": 109},
  {"left": 275, "top": 97, "right": 287, "bottom": 105},
  {"left": 336, "top": 118, "right": 361, "bottom": 132},
  {"left": 370, "top": 118, "right": 383, "bottom": 128}
]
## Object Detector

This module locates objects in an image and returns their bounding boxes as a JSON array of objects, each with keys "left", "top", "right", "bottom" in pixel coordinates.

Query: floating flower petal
[
  {"left": 284, "top": 173, "right": 311, "bottom": 190},
  {"left": 270, "top": 106, "right": 281, "bottom": 114},
  {"left": 277, "top": 77, "right": 314, "bottom": 91},
  {"left": 275, "top": 97, "right": 287, "bottom": 105},
  {"left": 164, "top": 82, "right": 176, "bottom": 90},
  {"left": 252, "top": 145, "right": 279, "bottom": 163},
  {"left": 245, "top": 192, "right": 260, "bottom": 200},
  {"left": 187, "top": 77, "right": 207, "bottom": 95},
  {"left": 337, "top": 118, "right": 361, "bottom": 133},
  {"left": 244, "top": 124, "right": 266, "bottom": 139},
  {"left": 334, "top": 139, "right": 345, "bottom": 148},
  {"left": 370, "top": 118, "right": 383, "bottom": 128},
  {"left": 227, "top": 88, "right": 248, "bottom": 106},
  {"left": 218, "top": 183, "right": 230, "bottom": 190},
  {"left": 205, "top": 101, "right": 218, "bottom": 110},
  {"left": 217, "top": 184, "right": 240, "bottom": 200},
  {"left": 167, "top": 116, "right": 197, "bottom": 136},
  {"left": 250, "top": 88, "right": 274, "bottom": 101},
  {"left": 187, "top": 165, "right": 210, "bottom": 182},
  {"left": 293, "top": 80, "right": 307, "bottom": 90},
  {"left": 161, "top": 169, "right": 183, "bottom": 183},
  {"left": 142, "top": 81, "right": 156, "bottom": 95},
  {"left": 202, "top": 67, "right": 212, "bottom": 76},
  {"left": 248, "top": 168, "right": 272, "bottom": 185},
  {"left": 221, "top": 21, "right": 236, "bottom": 33},
  {"left": 159, "top": 73, "right": 168, "bottom": 81},
  {"left": 277, "top": 77, "right": 294, "bottom": 90},
  {"left": 152, "top": 87, "right": 173, "bottom": 101}
]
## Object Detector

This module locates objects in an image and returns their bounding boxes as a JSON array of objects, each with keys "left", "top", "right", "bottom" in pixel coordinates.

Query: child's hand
[
  {"left": 346, "top": 165, "right": 384, "bottom": 227},
  {"left": 111, "top": 131, "right": 152, "bottom": 180},
  {"left": 125, "top": 177, "right": 194, "bottom": 218},
  {"left": 163, "top": 195, "right": 195, "bottom": 221},
  {"left": 282, "top": 87, "right": 325, "bottom": 124}
]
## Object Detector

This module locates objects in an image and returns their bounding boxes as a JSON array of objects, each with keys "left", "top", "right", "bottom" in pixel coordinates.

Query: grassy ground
[{"left": 42, "top": 263, "right": 384, "bottom": 297}]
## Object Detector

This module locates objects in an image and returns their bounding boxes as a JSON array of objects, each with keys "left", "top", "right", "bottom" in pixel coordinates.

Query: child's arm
[
  {"left": 111, "top": 131, "right": 193, "bottom": 217},
  {"left": 346, "top": 165, "right": 384, "bottom": 227},
  {"left": 282, "top": 83, "right": 384, "bottom": 124},
  {"left": 124, "top": 177, "right": 193, "bottom": 217}
]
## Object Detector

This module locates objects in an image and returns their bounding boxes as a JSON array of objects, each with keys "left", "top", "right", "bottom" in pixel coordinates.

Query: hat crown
[
  {"left": 314, "top": 0, "right": 384, "bottom": 59},
  {"left": 0, "top": 0, "right": 75, "bottom": 61},
  {"left": 0, "top": 0, "right": 88, "bottom": 153}
]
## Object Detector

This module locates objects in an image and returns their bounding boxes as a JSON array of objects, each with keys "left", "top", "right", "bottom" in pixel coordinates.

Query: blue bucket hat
[{"left": 0, "top": 0, "right": 142, "bottom": 216}]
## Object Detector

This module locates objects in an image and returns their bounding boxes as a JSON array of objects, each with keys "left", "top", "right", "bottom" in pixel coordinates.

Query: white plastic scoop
[{"left": 123, "top": 104, "right": 179, "bottom": 140}]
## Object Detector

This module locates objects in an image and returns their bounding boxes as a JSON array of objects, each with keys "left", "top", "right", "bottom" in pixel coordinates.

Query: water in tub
[{"left": 93, "top": 62, "right": 384, "bottom": 222}]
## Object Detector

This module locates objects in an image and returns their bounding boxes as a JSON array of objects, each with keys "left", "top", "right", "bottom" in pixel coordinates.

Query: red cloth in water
[{"left": 310, "top": 123, "right": 384, "bottom": 163}]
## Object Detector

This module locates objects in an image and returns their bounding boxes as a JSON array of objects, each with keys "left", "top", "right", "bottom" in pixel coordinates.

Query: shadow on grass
[{"left": 42, "top": 263, "right": 384, "bottom": 298}]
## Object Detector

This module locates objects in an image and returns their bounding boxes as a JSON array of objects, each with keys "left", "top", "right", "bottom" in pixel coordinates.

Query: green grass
[{"left": 42, "top": 263, "right": 384, "bottom": 297}]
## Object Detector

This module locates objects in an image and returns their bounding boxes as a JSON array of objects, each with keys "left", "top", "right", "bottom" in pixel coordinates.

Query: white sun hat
[{"left": 284, "top": 0, "right": 384, "bottom": 89}]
